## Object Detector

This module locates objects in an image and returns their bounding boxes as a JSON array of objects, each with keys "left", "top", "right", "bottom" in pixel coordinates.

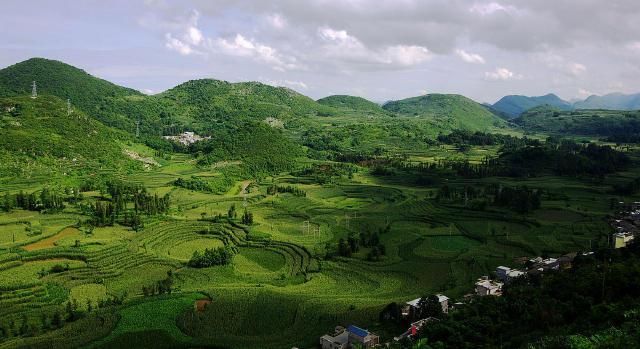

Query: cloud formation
[{"left": 2, "top": 0, "right": 639, "bottom": 103}]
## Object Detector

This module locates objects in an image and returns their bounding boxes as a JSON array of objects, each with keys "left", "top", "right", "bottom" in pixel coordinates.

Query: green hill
[
  {"left": 382, "top": 93, "right": 506, "bottom": 130},
  {"left": 0, "top": 58, "right": 141, "bottom": 113},
  {"left": 574, "top": 92, "right": 640, "bottom": 110},
  {"left": 317, "top": 95, "right": 390, "bottom": 116},
  {"left": 0, "top": 94, "right": 139, "bottom": 181},
  {"left": 492, "top": 93, "right": 572, "bottom": 118},
  {"left": 514, "top": 107, "right": 640, "bottom": 136}
]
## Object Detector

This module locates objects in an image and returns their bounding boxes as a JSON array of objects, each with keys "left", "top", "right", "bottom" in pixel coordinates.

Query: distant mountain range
[{"left": 492, "top": 92, "right": 640, "bottom": 118}]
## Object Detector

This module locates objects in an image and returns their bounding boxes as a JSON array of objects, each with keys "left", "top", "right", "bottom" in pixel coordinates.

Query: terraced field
[{"left": 0, "top": 147, "right": 629, "bottom": 349}]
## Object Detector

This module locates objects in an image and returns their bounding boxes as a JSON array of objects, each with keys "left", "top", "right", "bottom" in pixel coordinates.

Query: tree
[
  {"left": 417, "top": 295, "right": 443, "bottom": 319},
  {"left": 228, "top": 204, "right": 237, "bottom": 219}
]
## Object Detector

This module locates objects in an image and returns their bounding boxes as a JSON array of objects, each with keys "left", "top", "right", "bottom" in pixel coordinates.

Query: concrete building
[
  {"left": 347, "top": 325, "right": 379, "bottom": 348},
  {"left": 320, "top": 325, "right": 379, "bottom": 349},
  {"left": 320, "top": 326, "right": 349, "bottom": 349},
  {"left": 404, "top": 294, "right": 449, "bottom": 315},
  {"left": 614, "top": 232, "right": 635, "bottom": 249},
  {"left": 496, "top": 266, "right": 525, "bottom": 283},
  {"left": 475, "top": 277, "right": 503, "bottom": 296}
]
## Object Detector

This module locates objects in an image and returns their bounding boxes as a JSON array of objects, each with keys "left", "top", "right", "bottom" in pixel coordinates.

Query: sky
[{"left": 1, "top": 0, "right": 639, "bottom": 104}]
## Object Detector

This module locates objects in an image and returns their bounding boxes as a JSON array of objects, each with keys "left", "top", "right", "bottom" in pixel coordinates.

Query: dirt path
[{"left": 23, "top": 227, "right": 80, "bottom": 251}]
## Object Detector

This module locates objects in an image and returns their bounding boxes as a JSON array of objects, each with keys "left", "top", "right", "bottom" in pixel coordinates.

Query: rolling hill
[
  {"left": 0, "top": 58, "right": 141, "bottom": 112},
  {"left": 514, "top": 106, "right": 640, "bottom": 136},
  {"left": 382, "top": 93, "right": 506, "bottom": 130},
  {"left": 492, "top": 93, "right": 572, "bottom": 118},
  {"left": 317, "top": 95, "right": 390, "bottom": 116},
  {"left": 573, "top": 92, "right": 640, "bottom": 110}
]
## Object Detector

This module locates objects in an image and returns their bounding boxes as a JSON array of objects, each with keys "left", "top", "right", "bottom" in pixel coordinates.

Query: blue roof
[{"left": 347, "top": 325, "right": 369, "bottom": 338}]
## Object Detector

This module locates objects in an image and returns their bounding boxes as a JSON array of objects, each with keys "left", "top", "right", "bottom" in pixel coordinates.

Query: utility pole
[{"left": 31, "top": 81, "right": 37, "bottom": 99}]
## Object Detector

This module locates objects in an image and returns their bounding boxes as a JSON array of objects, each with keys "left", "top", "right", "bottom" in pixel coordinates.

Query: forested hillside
[
  {"left": 383, "top": 94, "right": 506, "bottom": 130},
  {"left": 0, "top": 95, "right": 138, "bottom": 180}
]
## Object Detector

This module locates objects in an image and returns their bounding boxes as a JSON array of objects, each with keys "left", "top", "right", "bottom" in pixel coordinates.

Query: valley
[{"left": 0, "top": 58, "right": 640, "bottom": 349}]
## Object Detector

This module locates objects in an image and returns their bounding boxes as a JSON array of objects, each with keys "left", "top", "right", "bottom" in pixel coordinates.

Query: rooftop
[{"left": 347, "top": 325, "right": 369, "bottom": 338}]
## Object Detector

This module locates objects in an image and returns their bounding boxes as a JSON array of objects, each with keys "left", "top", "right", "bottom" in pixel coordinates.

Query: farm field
[{"left": 1, "top": 144, "right": 634, "bottom": 349}]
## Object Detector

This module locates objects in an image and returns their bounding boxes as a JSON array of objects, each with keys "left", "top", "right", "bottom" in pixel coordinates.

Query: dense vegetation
[
  {"left": 383, "top": 94, "right": 506, "bottom": 130},
  {"left": 416, "top": 243, "right": 640, "bottom": 348},
  {"left": 2, "top": 57, "right": 640, "bottom": 349}
]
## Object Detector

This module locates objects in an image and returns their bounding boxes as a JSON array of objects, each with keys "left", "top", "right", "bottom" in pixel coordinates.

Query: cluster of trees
[
  {"left": 142, "top": 271, "right": 174, "bottom": 296},
  {"left": 613, "top": 177, "right": 640, "bottom": 195},
  {"left": 294, "top": 163, "right": 358, "bottom": 184},
  {"left": 0, "top": 293, "right": 125, "bottom": 340},
  {"left": 173, "top": 176, "right": 214, "bottom": 193},
  {"left": 337, "top": 230, "right": 387, "bottom": 261},
  {"left": 266, "top": 185, "right": 306, "bottom": 197},
  {"left": 436, "top": 184, "right": 542, "bottom": 214},
  {"left": 241, "top": 209, "right": 254, "bottom": 225},
  {"left": 411, "top": 243, "right": 640, "bottom": 348},
  {"left": 437, "top": 130, "right": 540, "bottom": 148},
  {"left": 87, "top": 181, "right": 170, "bottom": 229},
  {"left": 500, "top": 139, "right": 630, "bottom": 178},
  {"left": 493, "top": 186, "right": 541, "bottom": 214},
  {"left": 1, "top": 189, "right": 65, "bottom": 213},
  {"left": 187, "top": 246, "right": 235, "bottom": 268}
]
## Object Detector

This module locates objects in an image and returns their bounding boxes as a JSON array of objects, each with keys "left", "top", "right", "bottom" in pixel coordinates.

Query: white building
[
  {"left": 405, "top": 294, "right": 449, "bottom": 315},
  {"left": 496, "top": 266, "right": 525, "bottom": 283},
  {"left": 615, "top": 232, "right": 635, "bottom": 249},
  {"left": 475, "top": 277, "right": 503, "bottom": 296}
]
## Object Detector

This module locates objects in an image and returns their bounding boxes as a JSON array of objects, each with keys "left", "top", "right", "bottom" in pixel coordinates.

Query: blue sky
[{"left": 2, "top": 0, "right": 639, "bottom": 103}]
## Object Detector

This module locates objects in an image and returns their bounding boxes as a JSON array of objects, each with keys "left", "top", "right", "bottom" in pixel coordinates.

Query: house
[
  {"left": 475, "top": 277, "right": 503, "bottom": 296},
  {"left": 320, "top": 325, "right": 379, "bottom": 349},
  {"left": 558, "top": 253, "right": 577, "bottom": 270},
  {"left": 614, "top": 232, "right": 635, "bottom": 248},
  {"left": 347, "top": 325, "right": 379, "bottom": 348},
  {"left": 495, "top": 266, "right": 525, "bottom": 283},
  {"left": 394, "top": 317, "right": 439, "bottom": 342},
  {"left": 320, "top": 326, "right": 349, "bottom": 349},
  {"left": 404, "top": 294, "right": 449, "bottom": 316}
]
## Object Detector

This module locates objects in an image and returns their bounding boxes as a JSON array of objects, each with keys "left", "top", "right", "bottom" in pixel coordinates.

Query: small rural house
[
  {"left": 320, "top": 325, "right": 379, "bottom": 349},
  {"left": 615, "top": 232, "right": 635, "bottom": 248},
  {"left": 495, "top": 266, "right": 525, "bottom": 283},
  {"left": 475, "top": 277, "right": 503, "bottom": 296},
  {"left": 404, "top": 294, "right": 449, "bottom": 316}
]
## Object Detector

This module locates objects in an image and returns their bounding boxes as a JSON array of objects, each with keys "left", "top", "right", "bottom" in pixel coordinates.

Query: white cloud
[
  {"left": 217, "top": 34, "right": 301, "bottom": 71},
  {"left": 165, "top": 33, "right": 195, "bottom": 55},
  {"left": 266, "top": 13, "right": 287, "bottom": 29},
  {"left": 578, "top": 88, "right": 593, "bottom": 97},
  {"left": 163, "top": 10, "right": 204, "bottom": 55},
  {"left": 318, "top": 26, "right": 430, "bottom": 68},
  {"left": 484, "top": 67, "right": 520, "bottom": 81},
  {"left": 469, "top": 2, "right": 514, "bottom": 16},
  {"left": 383, "top": 45, "right": 431, "bottom": 66},
  {"left": 455, "top": 49, "right": 485, "bottom": 64},
  {"left": 263, "top": 79, "right": 309, "bottom": 90},
  {"left": 568, "top": 62, "right": 586, "bottom": 76}
]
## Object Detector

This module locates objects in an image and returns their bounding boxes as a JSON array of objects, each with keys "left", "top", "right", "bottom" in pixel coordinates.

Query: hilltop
[
  {"left": 317, "top": 95, "right": 390, "bottom": 116},
  {"left": 0, "top": 58, "right": 140, "bottom": 113},
  {"left": 382, "top": 93, "right": 506, "bottom": 130},
  {"left": 492, "top": 93, "right": 572, "bottom": 118},
  {"left": 574, "top": 92, "right": 640, "bottom": 110}
]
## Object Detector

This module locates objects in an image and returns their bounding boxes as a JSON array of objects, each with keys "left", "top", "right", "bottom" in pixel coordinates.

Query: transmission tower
[
  {"left": 31, "top": 81, "right": 37, "bottom": 99},
  {"left": 67, "top": 99, "right": 72, "bottom": 116},
  {"left": 135, "top": 119, "right": 140, "bottom": 138}
]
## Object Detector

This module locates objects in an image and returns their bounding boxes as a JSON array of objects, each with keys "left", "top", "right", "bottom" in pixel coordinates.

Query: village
[{"left": 314, "top": 201, "right": 640, "bottom": 349}]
